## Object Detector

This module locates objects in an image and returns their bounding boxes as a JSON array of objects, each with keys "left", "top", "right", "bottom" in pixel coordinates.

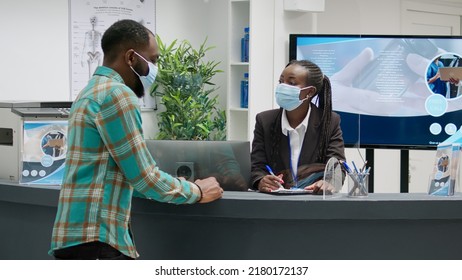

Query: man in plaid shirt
[{"left": 49, "top": 19, "right": 223, "bottom": 260}]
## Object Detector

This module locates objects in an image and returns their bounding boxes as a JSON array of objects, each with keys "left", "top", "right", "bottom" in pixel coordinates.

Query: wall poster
[
  {"left": 21, "top": 120, "right": 68, "bottom": 185},
  {"left": 69, "top": 0, "right": 156, "bottom": 109}
]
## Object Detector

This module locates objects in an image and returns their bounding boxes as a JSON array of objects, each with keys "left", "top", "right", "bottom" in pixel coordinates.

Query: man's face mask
[
  {"left": 275, "top": 83, "right": 313, "bottom": 111},
  {"left": 130, "top": 51, "right": 158, "bottom": 96}
]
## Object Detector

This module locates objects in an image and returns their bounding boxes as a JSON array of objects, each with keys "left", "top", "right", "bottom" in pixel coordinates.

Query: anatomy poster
[{"left": 69, "top": 0, "right": 156, "bottom": 108}]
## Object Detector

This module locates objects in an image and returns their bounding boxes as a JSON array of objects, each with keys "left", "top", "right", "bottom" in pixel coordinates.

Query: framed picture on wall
[{"left": 69, "top": 0, "right": 156, "bottom": 109}]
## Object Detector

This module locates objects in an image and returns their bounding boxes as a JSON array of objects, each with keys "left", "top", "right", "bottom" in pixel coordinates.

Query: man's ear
[{"left": 125, "top": 49, "right": 136, "bottom": 66}]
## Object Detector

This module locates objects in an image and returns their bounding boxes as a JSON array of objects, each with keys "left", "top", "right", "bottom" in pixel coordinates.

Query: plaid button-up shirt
[{"left": 50, "top": 66, "right": 200, "bottom": 259}]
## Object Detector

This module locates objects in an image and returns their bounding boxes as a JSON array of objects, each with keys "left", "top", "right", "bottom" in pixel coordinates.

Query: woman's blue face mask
[{"left": 275, "top": 83, "right": 313, "bottom": 111}]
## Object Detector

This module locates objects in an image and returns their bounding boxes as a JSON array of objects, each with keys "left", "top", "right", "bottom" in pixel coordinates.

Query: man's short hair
[{"left": 101, "top": 19, "right": 152, "bottom": 61}]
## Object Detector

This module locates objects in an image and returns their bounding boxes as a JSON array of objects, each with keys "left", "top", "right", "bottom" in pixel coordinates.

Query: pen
[
  {"left": 340, "top": 160, "right": 353, "bottom": 174},
  {"left": 361, "top": 160, "right": 368, "bottom": 173},
  {"left": 265, "top": 165, "right": 284, "bottom": 189},
  {"left": 364, "top": 166, "right": 371, "bottom": 175},
  {"left": 352, "top": 161, "right": 360, "bottom": 174}
]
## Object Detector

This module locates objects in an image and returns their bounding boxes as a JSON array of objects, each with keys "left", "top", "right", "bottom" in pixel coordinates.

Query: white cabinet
[
  {"left": 226, "top": 0, "right": 275, "bottom": 142},
  {"left": 227, "top": 0, "right": 250, "bottom": 141}
]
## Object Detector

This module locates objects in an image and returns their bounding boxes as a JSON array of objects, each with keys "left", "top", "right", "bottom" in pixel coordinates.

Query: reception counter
[{"left": 0, "top": 181, "right": 462, "bottom": 259}]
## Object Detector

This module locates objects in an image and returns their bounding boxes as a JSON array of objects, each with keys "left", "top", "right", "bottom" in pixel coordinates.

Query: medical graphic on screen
[{"left": 290, "top": 35, "right": 462, "bottom": 149}]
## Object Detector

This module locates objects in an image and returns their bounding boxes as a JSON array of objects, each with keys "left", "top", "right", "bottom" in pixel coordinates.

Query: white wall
[
  {"left": 317, "top": 0, "right": 401, "bottom": 34},
  {"left": 0, "top": 0, "right": 69, "bottom": 102}
]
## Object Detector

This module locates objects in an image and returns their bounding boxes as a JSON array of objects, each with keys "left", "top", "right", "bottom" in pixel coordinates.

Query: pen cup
[{"left": 347, "top": 173, "right": 369, "bottom": 197}]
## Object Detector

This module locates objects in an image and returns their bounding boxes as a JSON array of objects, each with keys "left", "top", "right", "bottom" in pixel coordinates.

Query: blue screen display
[{"left": 289, "top": 34, "right": 462, "bottom": 149}]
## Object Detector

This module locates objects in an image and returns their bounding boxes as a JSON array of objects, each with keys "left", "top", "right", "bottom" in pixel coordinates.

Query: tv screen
[{"left": 289, "top": 34, "right": 462, "bottom": 149}]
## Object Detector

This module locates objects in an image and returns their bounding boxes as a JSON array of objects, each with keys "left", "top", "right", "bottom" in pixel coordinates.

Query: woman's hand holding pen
[
  {"left": 258, "top": 174, "right": 284, "bottom": 193},
  {"left": 258, "top": 165, "right": 285, "bottom": 193}
]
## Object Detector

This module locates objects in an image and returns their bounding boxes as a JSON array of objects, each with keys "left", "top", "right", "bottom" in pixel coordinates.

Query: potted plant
[{"left": 152, "top": 36, "right": 226, "bottom": 141}]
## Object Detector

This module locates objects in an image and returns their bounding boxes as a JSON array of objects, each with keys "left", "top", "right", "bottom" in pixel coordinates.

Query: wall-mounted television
[{"left": 289, "top": 34, "right": 462, "bottom": 149}]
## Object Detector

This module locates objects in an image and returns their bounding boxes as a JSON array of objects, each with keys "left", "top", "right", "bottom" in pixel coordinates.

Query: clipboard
[
  {"left": 439, "top": 67, "right": 462, "bottom": 81},
  {"left": 266, "top": 188, "right": 314, "bottom": 195}
]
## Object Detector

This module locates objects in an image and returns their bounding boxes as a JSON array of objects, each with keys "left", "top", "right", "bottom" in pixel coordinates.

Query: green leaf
[{"left": 153, "top": 35, "right": 226, "bottom": 140}]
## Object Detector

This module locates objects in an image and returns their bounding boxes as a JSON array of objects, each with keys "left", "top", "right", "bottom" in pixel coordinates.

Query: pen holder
[{"left": 347, "top": 173, "right": 369, "bottom": 197}]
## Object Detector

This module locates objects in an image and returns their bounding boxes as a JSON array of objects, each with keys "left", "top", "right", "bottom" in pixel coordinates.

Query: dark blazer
[{"left": 250, "top": 106, "right": 345, "bottom": 189}]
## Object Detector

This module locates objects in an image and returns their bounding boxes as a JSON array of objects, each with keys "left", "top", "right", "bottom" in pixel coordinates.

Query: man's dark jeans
[{"left": 53, "top": 241, "right": 133, "bottom": 260}]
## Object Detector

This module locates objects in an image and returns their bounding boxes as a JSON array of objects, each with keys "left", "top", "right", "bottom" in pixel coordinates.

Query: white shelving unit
[
  {"left": 226, "top": 0, "right": 275, "bottom": 142},
  {"left": 227, "top": 0, "right": 250, "bottom": 141}
]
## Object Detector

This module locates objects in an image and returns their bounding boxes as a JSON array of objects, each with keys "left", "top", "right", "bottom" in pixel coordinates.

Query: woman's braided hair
[{"left": 269, "top": 60, "right": 333, "bottom": 170}]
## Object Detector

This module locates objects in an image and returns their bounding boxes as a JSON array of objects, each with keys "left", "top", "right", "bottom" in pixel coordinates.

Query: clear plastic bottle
[
  {"left": 241, "top": 27, "right": 249, "bottom": 62},
  {"left": 240, "top": 72, "right": 249, "bottom": 108}
]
